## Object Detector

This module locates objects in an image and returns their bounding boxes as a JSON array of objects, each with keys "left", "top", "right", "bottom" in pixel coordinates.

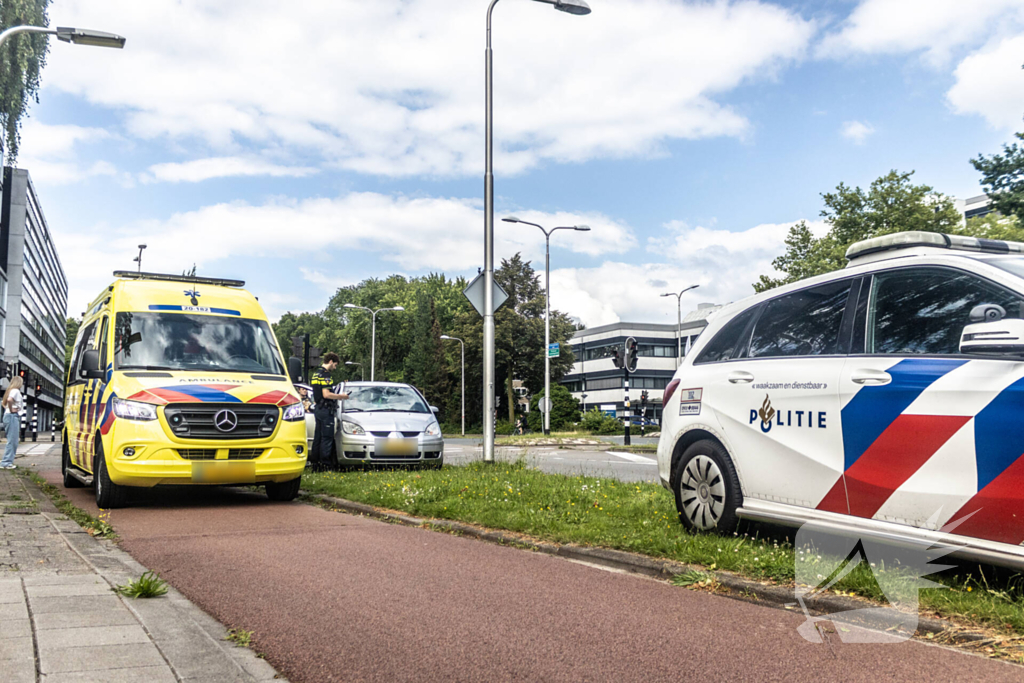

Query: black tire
[
  {"left": 266, "top": 477, "right": 301, "bottom": 501},
  {"left": 62, "top": 440, "right": 85, "bottom": 488},
  {"left": 94, "top": 444, "right": 129, "bottom": 509},
  {"left": 671, "top": 439, "right": 742, "bottom": 533}
]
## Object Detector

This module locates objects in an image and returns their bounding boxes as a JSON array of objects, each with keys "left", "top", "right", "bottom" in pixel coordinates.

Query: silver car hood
[{"left": 338, "top": 410, "right": 436, "bottom": 433}]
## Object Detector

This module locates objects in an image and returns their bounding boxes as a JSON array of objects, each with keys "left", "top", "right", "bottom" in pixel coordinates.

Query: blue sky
[{"left": 14, "top": 0, "right": 1024, "bottom": 326}]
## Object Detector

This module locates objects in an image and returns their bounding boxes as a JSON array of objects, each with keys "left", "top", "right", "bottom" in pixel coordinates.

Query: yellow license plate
[
  {"left": 374, "top": 438, "right": 418, "bottom": 456},
  {"left": 191, "top": 461, "right": 256, "bottom": 484}
]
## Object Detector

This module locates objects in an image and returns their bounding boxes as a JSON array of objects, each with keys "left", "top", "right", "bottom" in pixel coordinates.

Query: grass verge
[
  {"left": 24, "top": 472, "right": 116, "bottom": 539},
  {"left": 302, "top": 459, "right": 1024, "bottom": 646}
]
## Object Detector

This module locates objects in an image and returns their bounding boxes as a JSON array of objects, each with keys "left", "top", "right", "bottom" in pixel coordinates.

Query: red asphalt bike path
[{"left": 41, "top": 466, "right": 1020, "bottom": 682}]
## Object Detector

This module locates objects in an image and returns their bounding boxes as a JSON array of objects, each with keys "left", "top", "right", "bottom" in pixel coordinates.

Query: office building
[
  {"left": 561, "top": 304, "right": 720, "bottom": 423},
  {"left": 0, "top": 167, "right": 68, "bottom": 431}
]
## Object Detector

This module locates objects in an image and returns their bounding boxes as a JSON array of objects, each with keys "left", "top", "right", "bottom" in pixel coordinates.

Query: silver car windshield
[{"left": 343, "top": 386, "right": 429, "bottom": 414}]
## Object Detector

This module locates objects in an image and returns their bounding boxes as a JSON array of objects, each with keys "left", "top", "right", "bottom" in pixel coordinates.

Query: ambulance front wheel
[
  {"left": 671, "top": 439, "right": 742, "bottom": 533},
  {"left": 266, "top": 477, "right": 301, "bottom": 502},
  {"left": 94, "top": 444, "right": 130, "bottom": 509}
]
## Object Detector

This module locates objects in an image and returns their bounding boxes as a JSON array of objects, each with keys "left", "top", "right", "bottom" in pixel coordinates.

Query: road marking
[{"left": 607, "top": 451, "right": 658, "bottom": 465}]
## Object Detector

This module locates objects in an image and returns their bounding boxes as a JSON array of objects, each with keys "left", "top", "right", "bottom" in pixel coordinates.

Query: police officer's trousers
[{"left": 311, "top": 405, "right": 337, "bottom": 470}]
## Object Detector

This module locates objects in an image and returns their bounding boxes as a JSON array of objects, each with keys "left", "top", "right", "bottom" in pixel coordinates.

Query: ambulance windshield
[{"left": 113, "top": 312, "right": 285, "bottom": 375}]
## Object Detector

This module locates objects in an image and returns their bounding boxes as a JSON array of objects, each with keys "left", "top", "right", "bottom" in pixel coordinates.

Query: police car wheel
[
  {"left": 266, "top": 477, "right": 301, "bottom": 502},
  {"left": 672, "top": 439, "right": 742, "bottom": 533},
  {"left": 94, "top": 445, "right": 129, "bottom": 509},
  {"left": 62, "top": 441, "right": 85, "bottom": 488}
]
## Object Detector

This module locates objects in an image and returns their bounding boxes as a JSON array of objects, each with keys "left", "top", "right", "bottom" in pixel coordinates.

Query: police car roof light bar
[
  {"left": 846, "top": 231, "right": 1024, "bottom": 262},
  {"left": 112, "top": 271, "right": 246, "bottom": 288}
]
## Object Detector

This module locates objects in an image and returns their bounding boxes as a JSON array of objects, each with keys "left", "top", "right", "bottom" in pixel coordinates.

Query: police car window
[
  {"left": 868, "top": 268, "right": 1024, "bottom": 355},
  {"left": 748, "top": 280, "right": 852, "bottom": 358},
  {"left": 113, "top": 312, "right": 286, "bottom": 374},
  {"left": 694, "top": 307, "right": 757, "bottom": 364}
]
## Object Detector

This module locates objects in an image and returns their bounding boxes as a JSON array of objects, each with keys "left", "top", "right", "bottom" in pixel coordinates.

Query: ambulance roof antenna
[{"left": 133, "top": 244, "right": 147, "bottom": 274}]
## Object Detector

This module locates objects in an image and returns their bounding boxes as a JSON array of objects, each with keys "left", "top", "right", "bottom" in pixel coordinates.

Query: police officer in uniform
[{"left": 310, "top": 352, "right": 349, "bottom": 471}]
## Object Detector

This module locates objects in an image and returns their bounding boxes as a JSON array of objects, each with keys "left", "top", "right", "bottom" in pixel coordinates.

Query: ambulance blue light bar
[
  {"left": 113, "top": 271, "right": 245, "bottom": 288},
  {"left": 846, "top": 231, "right": 1024, "bottom": 262}
]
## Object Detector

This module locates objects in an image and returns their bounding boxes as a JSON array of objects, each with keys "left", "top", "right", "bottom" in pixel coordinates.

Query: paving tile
[
  {"left": 31, "top": 594, "right": 121, "bottom": 614},
  {"left": 26, "top": 582, "right": 114, "bottom": 598},
  {"left": 0, "top": 617, "right": 32, "bottom": 638},
  {"left": 37, "top": 624, "right": 150, "bottom": 650},
  {"left": 0, "top": 600, "right": 29, "bottom": 619},
  {"left": 34, "top": 609, "right": 138, "bottom": 631},
  {"left": 42, "top": 665, "right": 177, "bottom": 683},
  {"left": 2, "top": 658, "right": 35, "bottom": 683},
  {"left": 0, "top": 635, "right": 33, "bottom": 661},
  {"left": 23, "top": 574, "right": 102, "bottom": 586},
  {"left": 39, "top": 642, "right": 166, "bottom": 674}
]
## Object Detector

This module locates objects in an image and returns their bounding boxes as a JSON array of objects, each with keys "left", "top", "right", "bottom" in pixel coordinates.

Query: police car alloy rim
[{"left": 680, "top": 455, "right": 726, "bottom": 530}]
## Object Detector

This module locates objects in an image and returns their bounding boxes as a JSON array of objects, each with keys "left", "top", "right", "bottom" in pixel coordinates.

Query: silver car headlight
[
  {"left": 112, "top": 397, "right": 158, "bottom": 421},
  {"left": 341, "top": 420, "right": 365, "bottom": 435},
  {"left": 424, "top": 422, "right": 441, "bottom": 437},
  {"left": 282, "top": 402, "right": 305, "bottom": 422}
]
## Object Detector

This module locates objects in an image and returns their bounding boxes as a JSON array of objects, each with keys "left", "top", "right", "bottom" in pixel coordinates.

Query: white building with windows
[{"left": 561, "top": 304, "right": 721, "bottom": 423}]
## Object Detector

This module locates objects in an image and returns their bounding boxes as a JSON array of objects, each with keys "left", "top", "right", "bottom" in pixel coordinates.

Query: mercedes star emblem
[{"left": 213, "top": 409, "right": 238, "bottom": 432}]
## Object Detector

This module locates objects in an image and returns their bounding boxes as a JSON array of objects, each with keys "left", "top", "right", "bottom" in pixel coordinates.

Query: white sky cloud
[
  {"left": 947, "top": 33, "right": 1024, "bottom": 130},
  {"left": 817, "top": 0, "right": 1024, "bottom": 65},
  {"left": 144, "top": 157, "right": 319, "bottom": 183},
  {"left": 43, "top": 0, "right": 814, "bottom": 177},
  {"left": 840, "top": 120, "right": 875, "bottom": 145},
  {"left": 552, "top": 219, "right": 828, "bottom": 327},
  {"left": 56, "top": 191, "right": 639, "bottom": 315},
  {"left": 15, "top": 121, "right": 121, "bottom": 185}
]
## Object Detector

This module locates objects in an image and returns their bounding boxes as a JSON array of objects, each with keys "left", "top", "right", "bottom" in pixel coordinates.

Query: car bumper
[{"left": 331, "top": 433, "right": 444, "bottom": 465}]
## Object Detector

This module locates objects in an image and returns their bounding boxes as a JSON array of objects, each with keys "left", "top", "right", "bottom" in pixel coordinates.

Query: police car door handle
[
  {"left": 851, "top": 369, "right": 892, "bottom": 386},
  {"left": 727, "top": 371, "right": 755, "bottom": 384}
]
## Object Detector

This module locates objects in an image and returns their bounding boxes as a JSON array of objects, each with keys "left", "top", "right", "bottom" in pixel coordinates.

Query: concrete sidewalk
[{"left": 0, "top": 452, "right": 285, "bottom": 682}]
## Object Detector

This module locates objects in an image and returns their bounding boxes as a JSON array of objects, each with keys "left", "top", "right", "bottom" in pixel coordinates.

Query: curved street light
[
  {"left": 0, "top": 25, "right": 126, "bottom": 50},
  {"left": 440, "top": 335, "right": 465, "bottom": 436},
  {"left": 503, "top": 217, "right": 589, "bottom": 434},
  {"left": 482, "top": 0, "right": 592, "bottom": 462},
  {"left": 661, "top": 285, "right": 700, "bottom": 368},
  {"left": 344, "top": 304, "right": 405, "bottom": 381}
]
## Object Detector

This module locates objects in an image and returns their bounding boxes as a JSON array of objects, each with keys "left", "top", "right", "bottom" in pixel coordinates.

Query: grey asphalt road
[
  {"left": 37, "top": 461, "right": 1022, "bottom": 683},
  {"left": 444, "top": 439, "right": 661, "bottom": 483}
]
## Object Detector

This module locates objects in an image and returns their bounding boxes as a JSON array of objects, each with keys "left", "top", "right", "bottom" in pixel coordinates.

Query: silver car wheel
[{"left": 678, "top": 455, "right": 726, "bottom": 530}]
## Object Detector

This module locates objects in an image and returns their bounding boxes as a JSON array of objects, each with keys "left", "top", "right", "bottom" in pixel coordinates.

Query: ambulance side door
[{"left": 65, "top": 320, "right": 98, "bottom": 468}]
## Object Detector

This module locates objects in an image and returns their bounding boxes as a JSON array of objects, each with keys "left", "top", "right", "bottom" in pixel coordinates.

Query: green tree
[
  {"left": 405, "top": 290, "right": 449, "bottom": 418},
  {"left": 65, "top": 316, "right": 80, "bottom": 374},
  {"left": 0, "top": 1, "right": 50, "bottom": 162},
  {"left": 964, "top": 212, "right": 1023, "bottom": 241},
  {"left": 971, "top": 132, "right": 1024, "bottom": 222},
  {"left": 527, "top": 384, "right": 580, "bottom": 432},
  {"left": 755, "top": 170, "right": 963, "bottom": 292}
]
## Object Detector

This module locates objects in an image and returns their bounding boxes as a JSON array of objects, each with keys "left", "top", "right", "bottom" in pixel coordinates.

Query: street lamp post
[
  {"left": 0, "top": 25, "right": 126, "bottom": 51},
  {"left": 660, "top": 285, "right": 700, "bottom": 368},
  {"left": 483, "top": 0, "right": 591, "bottom": 461},
  {"left": 440, "top": 335, "right": 465, "bottom": 436},
  {"left": 344, "top": 361, "right": 364, "bottom": 381},
  {"left": 502, "top": 217, "right": 589, "bottom": 435},
  {"left": 343, "top": 304, "right": 405, "bottom": 381}
]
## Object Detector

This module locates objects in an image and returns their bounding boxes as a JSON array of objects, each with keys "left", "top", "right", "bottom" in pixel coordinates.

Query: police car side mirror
[
  {"left": 81, "top": 349, "right": 104, "bottom": 380},
  {"left": 970, "top": 304, "right": 1006, "bottom": 323},
  {"left": 287, "top": 356, "right": 303, "bottom": 384},
  {"left": 430, "top": 406, "right": 439, "bottom": 414},
  {"left": 960, "top": 318, "right": 1024, "bottom": 355}
]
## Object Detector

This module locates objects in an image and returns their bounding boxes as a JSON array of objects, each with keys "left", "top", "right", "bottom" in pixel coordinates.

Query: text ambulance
[
  {"left": 658, "top": 231, "right": 1024, "bottom": 569},
  {"left": 63, "top": 271, "right": 307, "bottom": 508}
]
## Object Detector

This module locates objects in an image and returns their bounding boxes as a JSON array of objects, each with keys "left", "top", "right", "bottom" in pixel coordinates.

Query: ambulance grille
[
  {"left": 164, "top": 403, "right": 279, "bottom": 440},
  {"left": 177, "top": 449, "right": 217, "bottom": 460},
  {"left": 228, "top": 449, "right": 265, "bottom": 460}
]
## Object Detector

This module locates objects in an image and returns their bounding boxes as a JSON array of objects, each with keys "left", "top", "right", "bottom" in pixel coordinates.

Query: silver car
[{"left": 304, "top": 382, "right": 444, "bottom": 468}]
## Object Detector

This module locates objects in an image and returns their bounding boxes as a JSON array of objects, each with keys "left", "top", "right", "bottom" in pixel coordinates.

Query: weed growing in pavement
[
  {"left": 671, "top": 569, "right": 719, "bottom": 590},
  {"left": 114, "top": 571, "right": 168, "bottom": 599},
  {"left": 301, "top": 460, "right": 1024, "bottom": 638},
  {"left": 24, "top": 472, "right": 117, "bottom": 539},
  {"left": 226, "top": 628, "right": 253, "bottom": 647}
]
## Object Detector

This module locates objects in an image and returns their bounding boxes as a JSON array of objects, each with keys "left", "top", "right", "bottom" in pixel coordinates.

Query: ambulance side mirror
[
  {"left": 80, "top": 350, "right": 104, "bottom": 380},
  {"left": 287, "top": 356, "right": 303, "bottom": 384},
  {"left": 960, "top": 318, "right": 1024, "bottom": 355}
]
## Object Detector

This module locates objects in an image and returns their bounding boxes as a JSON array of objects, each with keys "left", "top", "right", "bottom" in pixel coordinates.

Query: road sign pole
[{"left": 623, "top": 367, "right": 631, "bottom": 446}]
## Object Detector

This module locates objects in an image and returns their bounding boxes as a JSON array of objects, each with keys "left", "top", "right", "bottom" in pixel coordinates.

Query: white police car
[{"left": 657, "top": 231, "right": 1024, "bottom": 569}]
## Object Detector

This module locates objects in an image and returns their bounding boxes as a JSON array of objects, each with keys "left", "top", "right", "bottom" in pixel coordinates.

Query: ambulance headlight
[
  {"left": 282, "top": 402, "right": 305, "bottom": 422},
  {"left": 424, "top": 422, "right": 441, "bottom": 437},
  {"left": 341, "top": 420, "right": 365, "bottom": 436},
  {"left": 111, "top": 397, "right": 158, "bottom": 421}
]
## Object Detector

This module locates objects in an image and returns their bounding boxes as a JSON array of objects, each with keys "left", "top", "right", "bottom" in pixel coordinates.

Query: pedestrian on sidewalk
[{"left": 2, "top": 376, "right": 24, "bottom": 469}]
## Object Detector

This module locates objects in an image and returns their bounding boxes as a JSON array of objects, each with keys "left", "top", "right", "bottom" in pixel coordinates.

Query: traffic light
[
  {"left": 309, "top": 347, "right": 322, "bottom": 367},
  {"left": 625, "top": 337, "right": 638, "bottom": 373},
  {"left": 290, "top": 335, "right": 304, "bottom": 359},
  {"left": 611, "top": 347, "right": 623, "bottom": 369},
  {"left": 641, "top": 390, "right": 648, "bottom": 406}
]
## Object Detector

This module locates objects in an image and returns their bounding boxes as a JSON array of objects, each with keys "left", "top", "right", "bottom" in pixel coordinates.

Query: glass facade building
[{"left": 0, "top": 167, "right": 68, "bottom": 432}]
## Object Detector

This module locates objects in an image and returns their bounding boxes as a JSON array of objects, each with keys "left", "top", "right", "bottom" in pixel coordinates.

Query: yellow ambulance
[{"left": 63, "top": 271, "right": 307, "bottom": 507}]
